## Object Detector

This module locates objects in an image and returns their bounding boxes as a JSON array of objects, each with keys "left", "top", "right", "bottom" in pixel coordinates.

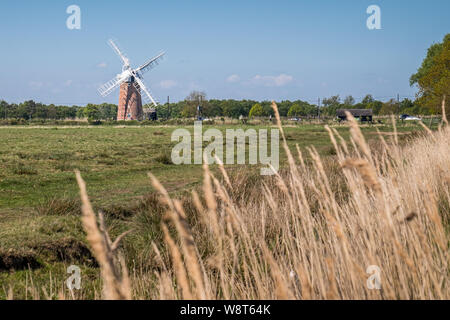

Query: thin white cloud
[
  {"left": 226, "top": 74, "right": 240, "bottom": 83},
  {"left": 29, "top": 81, "right": 44, "bottom": 89},
  {"left": 159, "top": 80, "right": 178, "bottom": 89},
  {"left": 250, "top": 74, "right": 294, "bottom": 87},
  {"left": 97, "top": 62, "right": 107, "bottom": 68},
  {"left": 64, "top": 80, "right": 73, "bottom": 87}
]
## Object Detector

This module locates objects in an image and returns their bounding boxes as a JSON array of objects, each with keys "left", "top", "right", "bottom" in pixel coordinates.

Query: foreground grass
[
  {"left": 124, "top": 114, "right": 447, "bottom": 299},
  {"left": 0, "top": 121, "right": 440, "bottom": 299}
]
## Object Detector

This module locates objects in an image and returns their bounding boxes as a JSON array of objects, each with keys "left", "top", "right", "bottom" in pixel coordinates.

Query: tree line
[
  {"left": 151, "top": 89, "right": 444, "bottom": 119},
  {"left": 0, "top": 94, "right": 439, "bottom": 121},
  {"left": 0, "top": 101, "right": 117, "bottom": 121}
]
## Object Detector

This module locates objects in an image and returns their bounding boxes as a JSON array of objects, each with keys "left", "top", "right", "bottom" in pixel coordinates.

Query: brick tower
[{"left": 117, "top": 78, "right": 143, "bottom": 121}]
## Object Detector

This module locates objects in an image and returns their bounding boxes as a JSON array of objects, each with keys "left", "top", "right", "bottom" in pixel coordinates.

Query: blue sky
[{"left": 0, "top": 0, "right": 449, "bottom": 105}]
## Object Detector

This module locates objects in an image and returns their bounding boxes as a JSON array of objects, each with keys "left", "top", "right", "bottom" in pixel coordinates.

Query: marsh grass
[
  {"left": 3, "top": 103, "right": 449, "bottom": 299},
  {"left": 65, "top": 102, "right": 449, "bottom": 300}
]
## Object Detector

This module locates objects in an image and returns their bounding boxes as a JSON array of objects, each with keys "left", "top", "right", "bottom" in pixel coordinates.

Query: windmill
[{"left": 98, "top": 39, "right": 165, "bottom": 120}]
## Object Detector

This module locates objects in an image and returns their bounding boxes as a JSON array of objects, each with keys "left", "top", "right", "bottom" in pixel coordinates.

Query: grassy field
[
  {"left": 0, "top": 122, "right": 426, "bottom": 210},
  {"left": 0, "top": 120, "right": 439, "bottom": 299}
]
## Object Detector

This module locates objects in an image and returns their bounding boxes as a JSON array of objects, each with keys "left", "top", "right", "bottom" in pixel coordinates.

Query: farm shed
[
  {"left": 144, "top": 107, "right": 158, "bottom": 121},
  {"left": 336, "top": 109, "right": 373, "bottom": 122}
]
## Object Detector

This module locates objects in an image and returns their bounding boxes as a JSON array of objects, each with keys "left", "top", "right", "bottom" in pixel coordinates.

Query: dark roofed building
[
  {"left": 143, "top": 107, "right": 157, "bottom": 121},
  {"left": 336, "top": 109, "right": 373, "bottom": 122}
]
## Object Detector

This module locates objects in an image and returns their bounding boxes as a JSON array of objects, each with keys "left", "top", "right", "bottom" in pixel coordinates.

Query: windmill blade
[
  {"left": 98, "top": 77, "right": 122, "bottom": 97},
  {"left": 134, "top": 77, "right": 158, "bottom": 107},
  {"left": 108, "top": 39, "right": 130, "bottom": 67},
  {"left": 135, "top": 51, "right": 165, "bottom": 75}
]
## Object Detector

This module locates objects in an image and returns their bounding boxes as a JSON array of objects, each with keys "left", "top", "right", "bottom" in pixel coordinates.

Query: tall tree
[
  {"left": 367, "top": 100, "right": 383, "bottom": 115},
  {"left": 322, "top": 95, "right": 341, "bottom": 116},
  {"left": 183, "top": 91, "right": 207, "bottom": 117},
  {"left": 411, "top": 34, "right": 450, "bottom": 115},
  {"left": 362, "top": 94, "right": 374, "bottom": 105},
  {"left": 322, "top": 95, "right": 340, "bottom": 107},
  {"left": 287, "top": 104, "right": 303, "bottom": 117},
  {"left": 84, "top": 104, "right": 101, "bottom": 120},
  {"left": 249, "top": 103, "right": 264, "bottom": 118},
  {"left": 343, "top": 95, "right": 355, "bottom": 106},
  {"left": 379, "top": 99, "right": 398, "bottom": 115}
]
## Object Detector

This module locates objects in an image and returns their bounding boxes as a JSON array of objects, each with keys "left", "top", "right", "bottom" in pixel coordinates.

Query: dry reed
[{"left": 73, "top": 102, "right": 449, "bottom": 300}]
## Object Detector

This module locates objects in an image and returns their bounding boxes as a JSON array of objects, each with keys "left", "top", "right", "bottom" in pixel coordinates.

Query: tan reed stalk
[
  {"left": 442, "top": 95, "right": 448, "bottom": 125},
  {"left": 75, "top": 170, "right": 131, "bottom": 300},
  {"left": 148, "top": 172, "right": 208, "bottom": 299},
  {"left": 162, "top": 223, "right": 193, "bottom": 299}
]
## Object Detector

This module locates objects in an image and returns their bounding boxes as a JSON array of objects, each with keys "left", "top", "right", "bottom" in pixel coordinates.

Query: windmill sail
[
  {"left": 134, "top": 77, "right": 158, "bottom": 107},
  {"left": 108, "top": 39, "right": 130, "bottom": 67},
  {"left": 136, "top": 51, "right": 165, "bottom": 75},
  {"left": 98, "top": 77, "right": 122, "bottom": 97}
]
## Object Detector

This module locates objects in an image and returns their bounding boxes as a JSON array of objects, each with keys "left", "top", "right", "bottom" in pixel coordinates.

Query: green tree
[
  {"left": 65, "top": 106, "right": 81, "bottom": 119},
  {"left": 287, "top": 104, "right": 303, "bottom": 117},
  {"left": 367, "top": 100, "right": 383, "bottom": 115},
  {"left": 362, "top": 94, "right": 374, "bottom": 105},
  {"left": 399, "top": 98, "right": 414, "bottom": 114},
  {"left": 98, "top": 103, "right": 117, "bottom": 120},
  {"left": 221, "top": 100, "right": 246, "bottom": 118},
  {"left": 47, "top": 104, "right": 57, "bottom": 119},
  {"left": 183, "top": 91, "right": 207, "bottom": 118},
  {"left": 172, "top": 103, "right": 182, "bottom": 118},
  {"left": 343, "top": 95, "right": 355, "bottom": 106},
  {"left": 249, "top": 103, "right": 264, "bottom": 118},
  {"left": 411, "top": 34, "right": 450, "bottom": 115},
  {"left": 379, "top": 99, "right": 397, "bottom": 115},
  {"left": 322, "top": 95, "right": 341, "bottom": 116},
  {"left": 410, "top": 36, "right": 447, "bottom": 86},
  {"left": 0, "top": 100, "right": 8, "bottom": 119},
  {"left": 278, "top": 100, "right": 292, "bottom": 116},
  {"left": 84, "top": 104, "right": 101, "bottom": 120},
  {"left": 322, "top": 95, "right": 340, "bottom": 107},
  {"left": 204, "top": 99, "right": 223, "bottom": 117},
  {"left": 155, "top": 103, "right": 170, "bottom": 119},
  {"left": 260, "top": 101, "right": 273, "bottom": 117},
  {"left": 34, "top": 103, "right": 48, "bottom": 119},
  {"left": 240, "top": 100, "right": 256, "bottom": 117},
  {"left": 76, "top": 107, "right": 85, "bottom": 119},
  {"left": 16, "top": 100, "right": 36, "bottom": 119}
]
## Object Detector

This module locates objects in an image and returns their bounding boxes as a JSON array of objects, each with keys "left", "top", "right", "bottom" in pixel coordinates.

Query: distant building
[
  {"left": 336, "top": 109, "right": 373, "bottom": 122},
  {"left": 143, "top": 107, "right": 157, "bottom": 120}
]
